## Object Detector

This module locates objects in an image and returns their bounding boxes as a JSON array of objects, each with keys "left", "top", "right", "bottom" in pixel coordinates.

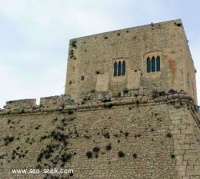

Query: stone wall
[
  {"left": 169, "top": 107, "right": 200, "bottom": 178},
  {"left": 0, "top": 96, "right": 199, "bottom": 179}
]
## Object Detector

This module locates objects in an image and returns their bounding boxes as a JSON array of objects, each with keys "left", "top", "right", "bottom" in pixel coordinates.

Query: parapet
[
  {"left": 4, "top": 99, "right": 36, "bottom": 109},
  {"left": 40, "top": 95, "right": 60, "bottom": 108},
  {"left": 1, "top": 90, "right": 199, "bottom": 124},
  {"left": 2, "top": 95, "right": 75, "bottom": 112},
  {"left": 40, "top": 95, "right": 74, "bottom": 108}
]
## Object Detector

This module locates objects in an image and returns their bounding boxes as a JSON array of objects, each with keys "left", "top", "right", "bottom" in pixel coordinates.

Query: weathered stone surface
[{"left": 0, "top": 99, "right": 199, "bottom": 178}]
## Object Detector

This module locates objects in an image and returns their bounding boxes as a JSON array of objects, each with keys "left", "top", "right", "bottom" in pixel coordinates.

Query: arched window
[
  {"left": 147, "top": 57, "right": 151, "bottom": 73},
  {"left": 156, "top": 56, "right": 160, "bottom": 71},
  {"left": 118, "top": 61, "right": 122, "bottom": 76},
  {"left": 152, "top": 56, "right": 155, "bottom": 72},
  {"left": 122, "top": 61, "right": 126, "bottom": 76},
  {"left": 114, "top": 60, "right": 126, "bottom": 77},
  {"left": 114, "top": 62, "right": 117, "bottom": 76},
  {"left": 146, "top": 54, "right": 161, "bottom": 73}
]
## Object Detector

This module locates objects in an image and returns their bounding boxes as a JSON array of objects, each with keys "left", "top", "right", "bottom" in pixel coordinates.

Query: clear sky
[{"left": 0, "top": 0, "right": 200, "bottom": 108}]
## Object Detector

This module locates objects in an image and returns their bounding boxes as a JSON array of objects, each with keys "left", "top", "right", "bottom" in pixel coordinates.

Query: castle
[{"left": 0, "top": 19, "right": 199, "bottom": 179}]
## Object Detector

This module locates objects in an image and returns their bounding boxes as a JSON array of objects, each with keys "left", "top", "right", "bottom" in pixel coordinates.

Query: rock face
[{"left": 0, "top": 19, "right": 199, "bottom": 179}]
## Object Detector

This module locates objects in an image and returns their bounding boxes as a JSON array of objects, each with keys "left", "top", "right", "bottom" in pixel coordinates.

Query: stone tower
[
  {"left": 0, "top": 19, "right": 199, "bottom": 179},
  {"left": 65, "top": 19, "right": 197, "bottom": 105}
]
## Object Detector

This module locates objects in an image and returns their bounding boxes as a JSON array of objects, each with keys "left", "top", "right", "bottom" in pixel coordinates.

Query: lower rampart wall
[{"left": 0, "top": 97, "right": 199, "bottom": 179}]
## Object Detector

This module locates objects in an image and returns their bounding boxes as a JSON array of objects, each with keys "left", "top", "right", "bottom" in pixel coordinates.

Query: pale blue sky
[{"left": 0, "top": 0, "right": 200, "bottom": 108}]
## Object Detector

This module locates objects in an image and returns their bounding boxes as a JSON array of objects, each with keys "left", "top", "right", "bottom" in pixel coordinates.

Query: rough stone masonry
[{"left": 0, "top": 19, "right": 199, "bottom": 179}]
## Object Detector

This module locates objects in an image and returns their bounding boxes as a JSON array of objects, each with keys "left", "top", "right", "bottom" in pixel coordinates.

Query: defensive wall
[{"left": 0, "top": 90, "right": 199, "bottom": 179}]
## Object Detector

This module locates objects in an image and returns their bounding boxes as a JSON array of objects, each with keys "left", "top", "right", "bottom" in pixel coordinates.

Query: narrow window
[
  {"left": 118, "top": 61, "right": 122, "bottom": 76},
  {"left": 152, "top": 56, "right": 155, "bottom": 72},
  {"left": 147, "top": 57, "right": 151, "bottom": 73},
  {"left": 81, "top": 76, "right": 85, "bottom": 81},
  {"left": 122, "top": 61, "right": 126, "bottom": 76},
  {"left": 114, "top": 62, "right": 117, "bottom": 76},
  {"left": 156, "top": 56, "right": 160, "bottom": 71}
]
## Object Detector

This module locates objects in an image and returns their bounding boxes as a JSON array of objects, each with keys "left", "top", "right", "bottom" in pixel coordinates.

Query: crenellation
[
  {"left": 4, "top": 99, "right": 36, "bottom": 110},
  {"left": 0, "top": 89, "right": 193, "bottom": 114},
  {"left": 40, "top": 95, "right": 60, "bottom": 108}
]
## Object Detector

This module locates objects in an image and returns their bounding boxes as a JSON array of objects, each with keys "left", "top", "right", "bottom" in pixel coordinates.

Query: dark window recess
[
  {"left": 156, "top": 56, "right": 160, "bottom": 71},
  {"left": 118, "top": 61, "right": 122, "bottom": 76},
  {"left": 81, "top": 76, "right": 85, "bottom": 81},
  {"left": 114, "top": 62, "right": 117, "bottom": 76},
  {"left": 114, "top": 61, "right": 126, "bottom": 77},
  {"left": 147, "top": 57, "right": 151, "bottom": 73},
  {"left": 122, "top": 61, "right": 126, "bottom": 76},
  {"left": 147, "top": 56, "right": 161, "bottom": 73},
  {"left": 152, "top": 56, "right": 155, "bottom": 72}
]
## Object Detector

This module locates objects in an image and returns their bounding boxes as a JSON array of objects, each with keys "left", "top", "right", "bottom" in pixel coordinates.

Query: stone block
[
  {"left": 187, "top": 165, "right": 200, "bottom": 175},
  {"left": 181, "top": 129, "right": 193, "bottom": 134},
  {"left": 184, "top": 155, "right": 199, "bottom": 165},
  {"left": 174, "top": 149, "right": 185, "bottom": 155},
  {"left": 176, "top": 155, "right": 183, "bottom": 165}
]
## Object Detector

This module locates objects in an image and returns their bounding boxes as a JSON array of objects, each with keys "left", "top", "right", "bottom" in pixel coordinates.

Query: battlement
[
  {"left": 1, "top": 92, "right": 200, "bottom": 133},
  {"left": 4, "top": 99, "right": 36, "bottom": 109},
  {"left": 1, "top": 90, "right": 199, "bottom": 125},
  {"left": 1, "top": 95, "right": 74, "bottom": 112}
]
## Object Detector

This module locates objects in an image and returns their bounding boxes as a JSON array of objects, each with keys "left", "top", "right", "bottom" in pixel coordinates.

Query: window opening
[
  {"left": 147, "top": 57, "right": 151, "bottom": 73},
  {"left": 156, "top": 56, "right": 160, "bottom": 71},
  {"left": 122, "top": 61, "right": 126, "bottom": 76},
  {"left": 114, "top": 62, "right": 117, "bottom": 76},
  {"left": 118, "top": 61, "right": 122, "bottom": 76},
  {"left": 152, "top": 56, "right": 155, "bottom": 72}
]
